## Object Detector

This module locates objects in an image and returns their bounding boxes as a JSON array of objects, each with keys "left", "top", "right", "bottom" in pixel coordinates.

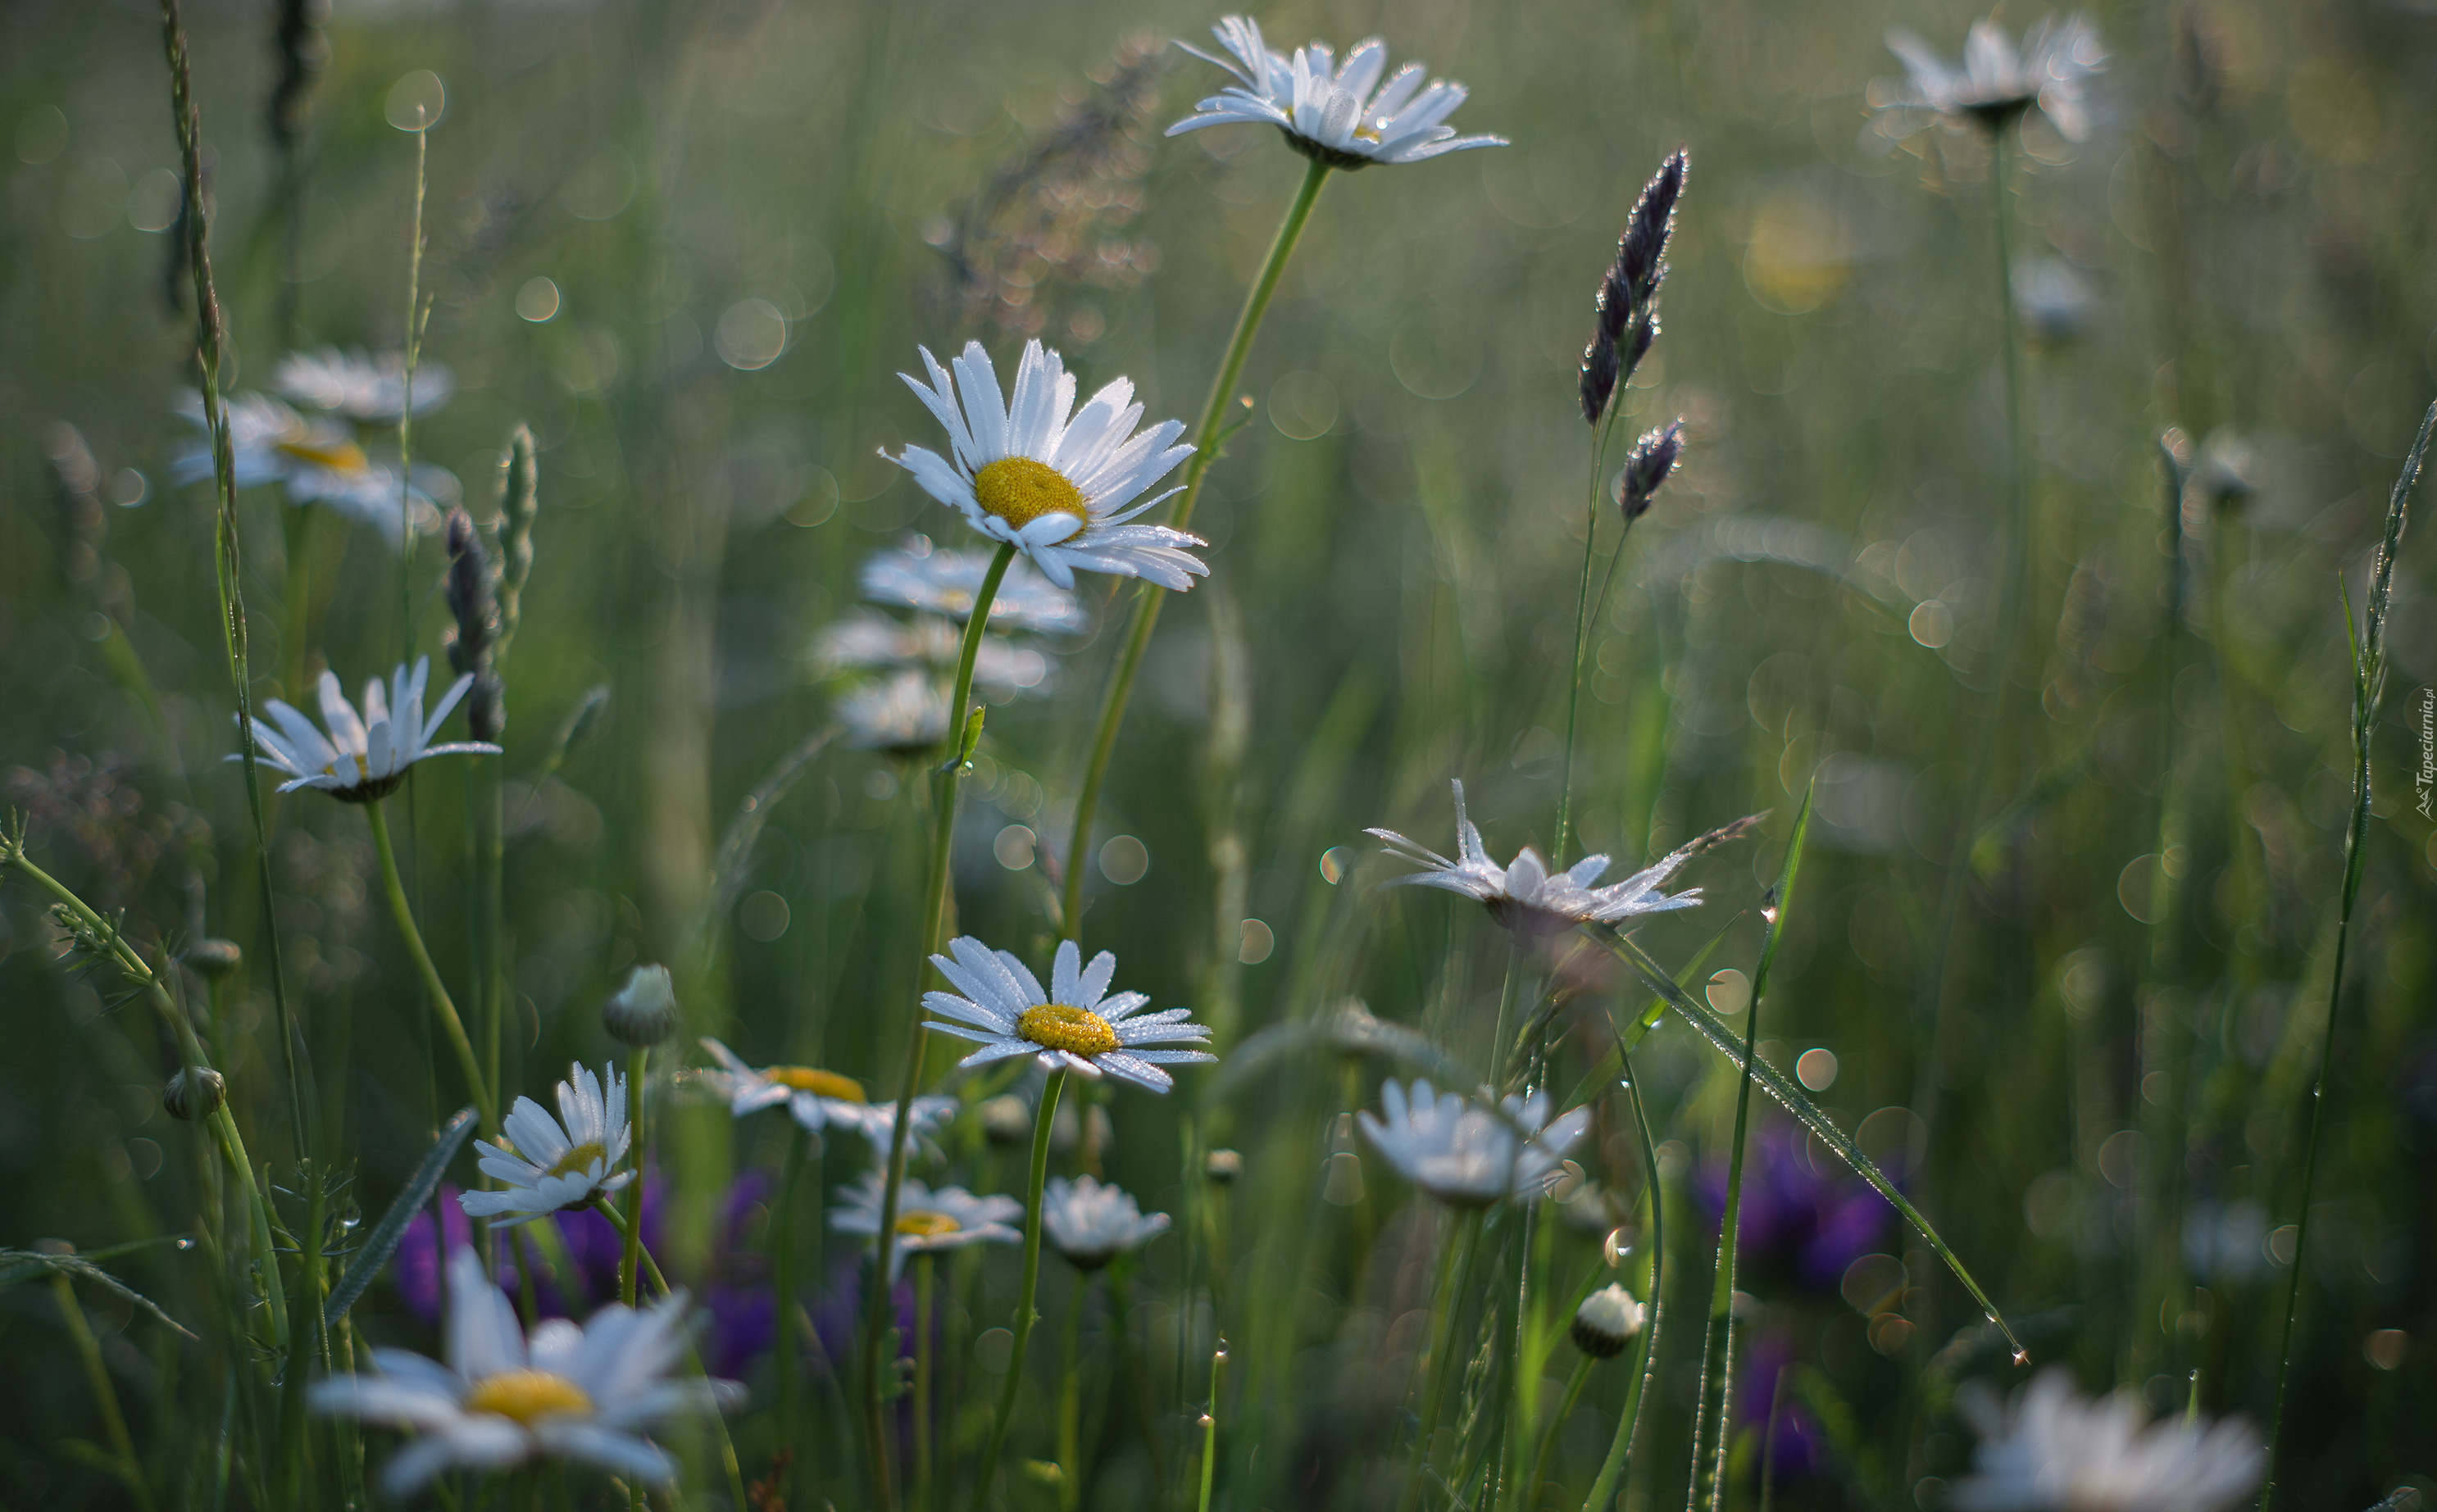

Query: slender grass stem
[
  {"left": 971, "top": 1069, "right": 1067, "bottom": 1512},
  {"left": 1106, "top": 1266, "right": 1168, "bottom": 1503},
  {"left": 1526, "top": 1351, "right": 1594, "bottom": 1510},
  {"left": 1405, "top": 1206, "right": 1484, "bottom": 1511},
  {"left": 1058, "top": 158, "right": 1330, "bottom": 941},
  {"left": 54, "top": 1273, "right": 156, "bottom": 1512},
  {"left": 1555, "top": 407, "right": 1627, "bottom": 862},
  {"left": 772, "top": 1123, "right": 808, "bottom": 1505},
  {"left": 1055, "top": 1267, "right": 1089, "bottom": 1512},
  {"left": 1196, "top": 1339, "right": 1225, "bottom": 1512},
  {"left": 867, "top": 539, "right": 1016, "bottom": 1512},
  {"left": 913, "top": 1255, "right": 937, "bottom": 1512},
  {"left": 621, "top": 1046, "right": 648, "bottom": 1307},
  {"left": 1581, "top": 1050, "right": 1666, "bottom": 1512},
  {"left": 368, "top": 799, "right": 498, "bottom": 1130}
]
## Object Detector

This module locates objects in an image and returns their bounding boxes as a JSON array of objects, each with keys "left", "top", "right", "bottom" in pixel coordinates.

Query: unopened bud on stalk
[
  {"left": 602, "top": 963, "right": 680, "bottom": 1046},
  {"left": 1205, "top": 1148, "right": 1244, "bottom": 1185},
  {"left": 1570, "top": 1283, "right": 1648, "bottom": 1358},
  {"left": 163, "top": 1066, "right": 227, "bottom": 1121},
  {"left": 980, "top": 1095, "right": 1031, "bottom": 1146},
  {"left": 186, "top": 938, "right": 243, "bottom": 979},
  {"left": 1615, "top": 420, "right": 1685, "bottom": 521}
]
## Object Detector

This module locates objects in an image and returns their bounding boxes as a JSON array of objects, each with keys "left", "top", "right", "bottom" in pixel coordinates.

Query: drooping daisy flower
[
  {"left": 1570, "top": 1283, "right": 1648, "bottom": 1358},
  {"left": 1876, "top": 13, "right": 2107, "bottom": 141},
  {"left": 694, "top": 1038, "right": 957, "bottom": 1146},
  {"left": 861, "top": 542, "right": 1089, "bottom": 635},
  {"left": 1366, "top": 779, "right": 1756, "bottom": 936},
  {"left": 238, "top": 657, "right": 501, "bottom": 803},
  {"left": 172, "top": 390, "right": 447, "bottom": 543},
  {"left": 1042, "top": 1174, "right": 1171, "bottom": 1269},
  {"left": 1166, "top": 16, "right": 1507, "bottom": 168},
  {"left": 834, "top": 669, "right": 951, "bottom": 756},
  {"left": 1357, "top": 1078, "right": 1590, "bottom": 1209},
  {"left": 275, "top": 346, "right": 457, "bottom": 421},
  {"left": 884, "top": 340, "right": 1206, "bottom": 591},
  {"left": 311, "top": 1246, "right": 743, "bottom": 1499},
  {"left": 812, "top": 612, "right": 1053, "bottom": 697},
  {"left": 830, "top": 1169, "right": 1022, "bottom": 1280},
  {"left": 923, "top": 936, "right": 1216, "bottom": 1094},
  {"left": 461, "top": 1063, "right": 634, "bottom": 1227},
  {"left": 1948, "top": 1369, "right": 2262, "bottom": 1512}
]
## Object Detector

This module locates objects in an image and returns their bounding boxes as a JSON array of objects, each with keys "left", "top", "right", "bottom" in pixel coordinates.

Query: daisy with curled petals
[
  {"left": 695, "top": 1038, "right": 957, "bottom": 1146},
  {"left": 1166, "top": 16, "right": 1506, "bottom": 170},
  {"left": 884, "top": 340, "right": 1206, "bottom": 592},
  {"left": 831, "top": 1169, "right": 1022, "bottom": 1281},
  {"left": 238, "top": 656, "right": 501, "bottom": 804},
  {"left": 1949, "top": 1369, "right": 2262, "bottom": 1512},
  {"left": 1042, "top": 1175, "right": 1170, "bottom": 1270},
  {"left": 311, "top": 1246, "right": 743, "bottom": 1499},
  {"left": 924, "top": 936, "right": 1217, "bottom": 1094},
  {"left": 461, "top": 1063, "right": 634, "bottom": 1226},
  {"left": 1366, "top": 779, "right": 1757, "bottom": 937},
  {"left": 1357, "top": 1078, "right": 1590, "bottom": 1209},
  {"left": 1876, "top": 13, "right": 2107, "bottom": 141},
  {"left": 861, "top": 542, "right": 1089, "bottom": 636},
  {"left": 275, "top": 345, "right": 456, "bottom": 422}
]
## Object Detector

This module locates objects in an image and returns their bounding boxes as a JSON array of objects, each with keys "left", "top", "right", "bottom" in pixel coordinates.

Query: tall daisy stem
[
  {"left": 866, "top": 539, "right": 1017, "bottom": 1511},
  {"left": 1581, "top": 1051, "right": 1666, "bottom": 1512},
  {"left": 1058, "top": 158, "right": 1330, "bottom": 940},
  {"left": 773, "top": 1124, "right": 808, "bottom": 1505},
  {"left": 971, "top": 1069, "right": 1068, "bottom": 1512},
  {"left": 368, "top": 798, "right": 497, "bottom": 1130},
  {"left": 621, "top": 1046, "right": 648, "bottom": 1307}
]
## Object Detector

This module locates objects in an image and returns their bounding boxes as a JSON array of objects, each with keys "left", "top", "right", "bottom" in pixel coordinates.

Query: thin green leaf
[
  {"left": 1560, "top": 920, "right": 1736, "bottom": 1117},
  {"left": 324, "top": 1107, "right": 477, "bottom": 1332},
  {"left": 0, "top": 1248, "right": 193, "bottom": 1339}
]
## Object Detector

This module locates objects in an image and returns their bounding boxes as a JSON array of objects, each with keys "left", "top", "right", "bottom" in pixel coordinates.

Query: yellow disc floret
[
  {"left": 897, "top": 1210, "right": 962, "bottom": 1238},
  {"left": 276, "top": 437, "right": 370, "bottom": 472},
  {"left": 466, "top": 1369, "right": 594, "bottom": 1424},
  {"left": 1016, "top": 1003, "right": 1119, "bottom": 1058},
  {"left": 765, "top": 1066, "right": 867, "bottom": 1101},
  {"left": 543, "top": 1140, "right": 607, "bottom": 1179},
  {"left": 973, "top": 456, "right": 1085, "bottom": 532}
]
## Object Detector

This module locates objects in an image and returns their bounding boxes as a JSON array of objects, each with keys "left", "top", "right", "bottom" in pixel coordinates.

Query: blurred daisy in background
[
  {"left": 274, "top": 346, "right": 456, "bottom": 422},
  {"left": 835, "top": 669, "right": 951, "bottom": 756},
  {"left": 172, "top": 389, "right": 450, "bottom": 542},
  {"left": 238, "top": 656, "right": 500, "bottom": 802},
  {"left": 861, "top": 541, "right": 1089, "bottom": 636},
  {"left": 831, "top": 1169, "right": 1022, "bottom": 1280},
  {"left": 1357, "top": 1078, "right": 1590, "bottom": 1208},
  {"left": 1166, "top": 16, "right": 1507, "bottom": 168},
  {"left": 694, "top": 1038, "right": 957, "bottom": 1146},
  {"left": 1948, "top": 1369, "right": 2262, "bottom": 1512},
  {"left": 1875, "top": 12, "right": 2107, "bottom": 140},
  {"left": 811, "top": 611, "right": 1053, "bottom": 698},
  {"left": 461, "top": 1062, "right": 634, "bottom": 1225},
  {"left": 1042, "top": 1175, "right": 1170, "bottom": 1269}
]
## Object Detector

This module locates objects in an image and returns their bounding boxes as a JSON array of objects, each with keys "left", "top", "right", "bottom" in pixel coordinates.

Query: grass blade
[
  {"left": 1, "top": 1247, "right": 194, "bottom": 1339},
  {"left": 322, "top": 1106, "right": 476, "bottom": 1331}
]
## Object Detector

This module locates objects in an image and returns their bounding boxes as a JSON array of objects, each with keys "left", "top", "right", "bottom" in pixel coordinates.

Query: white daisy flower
[
  {"left": 812, "top": 611, "right": 1053, "bottom": 697},
  {"left": 861, "top": 542, "right": 1089, "bottom": 636},
  {"left": 834, "top": 669, "right": 951, "bottom": 756},
  {"left": 237, "top": 656, "right": 502, "bottom": 804},
  {"left": 884, "top": 340, "right": 1207, "bottom": 592},
  {"left": 1366, "top": 780, "right": 1747, "bottom": 937},
  {"left": 831, "top": 1169, "right": 1022, "bottom": 1281},
  {"left": 1877, "top": 13, "right": 2107, "bottom": 142},
  {"left": 172, "top": 390, "right": 447, "bottom": 544},
  {"left": 694, "top": 1038, "right": 958, "bottom": 1146},
  {"left": 1356, "top": 1078, "right": 1590, "bottom": 1210},
  {"left": 1042, "top": 1174, "right": 1171, "bottom": 1270},
  {"left": 1949, "top": 1369, "right": 2263, "bottom": 1512},
  {"left": 1166, "top": 16, "right": 1507, "bottom": 169},
  {"left": 275, "top": 345, "right": 457, "bottom": 421},
  {"left": 922, "top": 936, "right": 1217, "bottom": 1095},
  {"left": 311, "top": 1246, "right": 742, "bottom": 1499},
  {"left": 460, "top": 1063, "right": 634, "bottom": 1227}
]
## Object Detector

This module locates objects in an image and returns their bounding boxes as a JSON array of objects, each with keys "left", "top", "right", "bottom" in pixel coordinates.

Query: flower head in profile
[
  {"left": 835, "top": 669, "right": 950, "bottom": 757},
  {"left": 831, "top": 1169, "right": 1021, "bottom": 1280},
  {"left": 1948, "top": 1369, "right": 2262, "bottom": 1512},
  {"left": 461, "top": 1063, "right": 634, "bottom": 1227},
  {"left": 1042, "top": 1175, "right": 1171, "bottom": 1269},
  {"left": 311, "top": 1246, "right": 741, "bottom": 1499},
  {"left": 1357, "top": 1078, "right": 1590, "bottom": 1209},
  {"left": 885, "top": 340, "right": 1204, "bottom": 591},
  {"left": 1366, "top": 779, "right": 1757, "bottom": 936},
  {"left": 861, "top": 542, "right": 1089, "bottom": 636},
  {"left": 275, "top": 346, "right": 456, "bottom": 422},
  {"left": 1570, "top": 1283, "right": 1648, "bottom": 1358},
  {"left": 237, "top": 656, "right": 500, "bottom": 803},
  {"left": 172, "top": 389, "right": 448, "bottom": 544},
  {"left": 694, "top": 1038, "right": 957, "bottom": 1146},
  {"left": 813, "top": 612, "right": 1053, "bottom": 698},
  {"left": 1877, "top": 14, "right": 2107, "bottom": 141},
  {"left": 1166, "top": 16, "right": 1506, "bottom": 169},
  {"left": 923, "top": 936, "right": 1216, "bottom": 1094}
]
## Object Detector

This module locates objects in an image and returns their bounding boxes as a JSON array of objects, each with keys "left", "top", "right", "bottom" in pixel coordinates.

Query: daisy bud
[
  {"left": 163, "top": 1066, "right": 227, "bottom": 1121},
  {"left": 1616, "top": 420, "right": 1685, "bottom": 522},
  {"left": 980, "top": 1095, "right": 1032, "bottom": 1147},
  {"left": 1570, "top": 1283, "right": 1648, "bottom": 1358},
  {"left": 1204, "top": 1148, "right": 1244, "bottom": 1185},
  {"left": 602, "top": 963, "right": 679, "bottom": 1047},
  {"left": 186, "top": 938, "right": 243, "bottom": 979}
]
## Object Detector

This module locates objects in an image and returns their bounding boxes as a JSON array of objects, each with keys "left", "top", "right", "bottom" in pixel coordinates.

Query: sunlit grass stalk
[
  {"left": 54, "top": 1273, "right": 155, "bottom": 1512},
  {"left": 1057, "top": 158, "right": 1330, "bottom": 940},
  {"left": 970, "top": 1068, "right": 1069, "bottom": 1512},
  {"left": 2258, "top": 397, "right": 2433, "bottom": 1505},
  {"left": 1555, "top": 407, "right": 1627, "bottom": 861},
  {"left": 1196, "top": 1339, "right": 1225, "bottom": 1512},
  {"left": 867, "top": 538, "right": 1016, "bottom": 1511},
  {"left": 1581, "top": 1048, "right": 1666, "bottom": 1512},
  {"left": 367, "top": 799, "right": 498, "bottom": 1130}
]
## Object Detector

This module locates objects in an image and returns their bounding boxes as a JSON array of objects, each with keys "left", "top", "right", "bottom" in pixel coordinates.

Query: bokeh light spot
[
  {"left": 384, "top": 70, "right": 446, "bottom": 132},
  {"left": 516, "top": 277, "right": 562, "bottom": 323},
  {"left": 1098, "top": 835, "right": 1148, "bottom": 886}
]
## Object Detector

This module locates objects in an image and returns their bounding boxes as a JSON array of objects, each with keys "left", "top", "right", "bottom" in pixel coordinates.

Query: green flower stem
[
  {"left": 1057, "top": 157, "right": 1331, "bottom": 941},
  {"left": 1106, "top": 1266, "right": 1168, "bottom": 1498},
  {"left": 1580, "top": 1051, "right": 1666, "bottom": 1512},
  {"left": 1197, "top": 1339, "right": 1226, "bottom": 1512},
  {"left": 621, "top": 1047, "right": 648, "bottom": 1307},
  {"left": 1403, "top": 1206, "right": 1484, "bottom": 1512},
  {"left": 867, "top": 538, "right": 1016, "bottom": 1512},
  {"left": 588, "top": 1198, "right": 672, "bottom": 1298},
  {"left": 368, "top": 798, "right": 498, "bottom": 1131},
  {"left": 773, "top": 1124, "right": 809, "bottom": 1508},
  {"left": 53, "top": 1273, "right": 156, "bottom": 1512},
  {"left": 970, "top": 1068, "right": 1068, "bottom": 1512},
  {"left": 1525, "top": 1351, "right": 1594, "bottom": 1511},
  {"left": 914, "top": 1254, "right": 937, "bottom": 1512},
  {"left": 1554, "top": 404, "right": 1628, "bottom": 863},
  {"left": 1055, "top": 1267, "right": 1089, "bottom": 1512}
]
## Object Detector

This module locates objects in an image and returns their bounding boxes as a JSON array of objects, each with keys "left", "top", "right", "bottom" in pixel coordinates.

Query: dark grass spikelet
[
  {"left": 493, "top": 422, "right": 539, "bottom": 666},
  {"left": 1616, "top": 420, "right": 1686, "bottom": 520},
  {"left": 441, "top": 508, "right": 504, "bottom": 742},
  {"left": 1579, "top": 150, "right": 1687, "bottom": 425},
  {"left": 266, "top": 0, "right": 328, "bottom": 151}
]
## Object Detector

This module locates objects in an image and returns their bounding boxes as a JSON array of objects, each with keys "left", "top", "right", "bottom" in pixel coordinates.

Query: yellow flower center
[
  {"left": 1016, "top": 1003, "right": 1118, "bottom": 1058},
  {"left": 764, "top": 1066, "right": 866, "bottom": 1101},
  {"left": 543, "top": 1141, "right": 607, "bottom": 1179},
  {"left": 466, "top": 1369, "right": 594, "bottom": 1424},
  {"left": 897, "top": 1210, "right": 962, "bottom": 1238},
  {"left": 1354, "top": 121, "right": 1384, "bottom": 143},
  {"left": 276, "top": 437, "right": 370, "bottom": 472},
  {"left": 972, "top": 456, "right": 1084, "bottom": 532}
]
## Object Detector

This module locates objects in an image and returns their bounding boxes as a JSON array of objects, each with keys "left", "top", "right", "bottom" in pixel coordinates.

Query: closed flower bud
[
  {"left": 186, "top": 938, "right": 243, "bottom": 979},
  {"left": 980, "top": 1094, "right": 1032, "bottom": 1147},
  {"left": 163, "top": 1066, "right": 227, "bottom": 1121},
  {"left": 1204, "top": 1147, "right": 1244, "bottom": 1185},
  {"left": 1571, "top": 1283, "right": 1648, "bottom": 1358},
  {"left": 602, "top": 964, "right": 679, "bottom": 1046}
]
